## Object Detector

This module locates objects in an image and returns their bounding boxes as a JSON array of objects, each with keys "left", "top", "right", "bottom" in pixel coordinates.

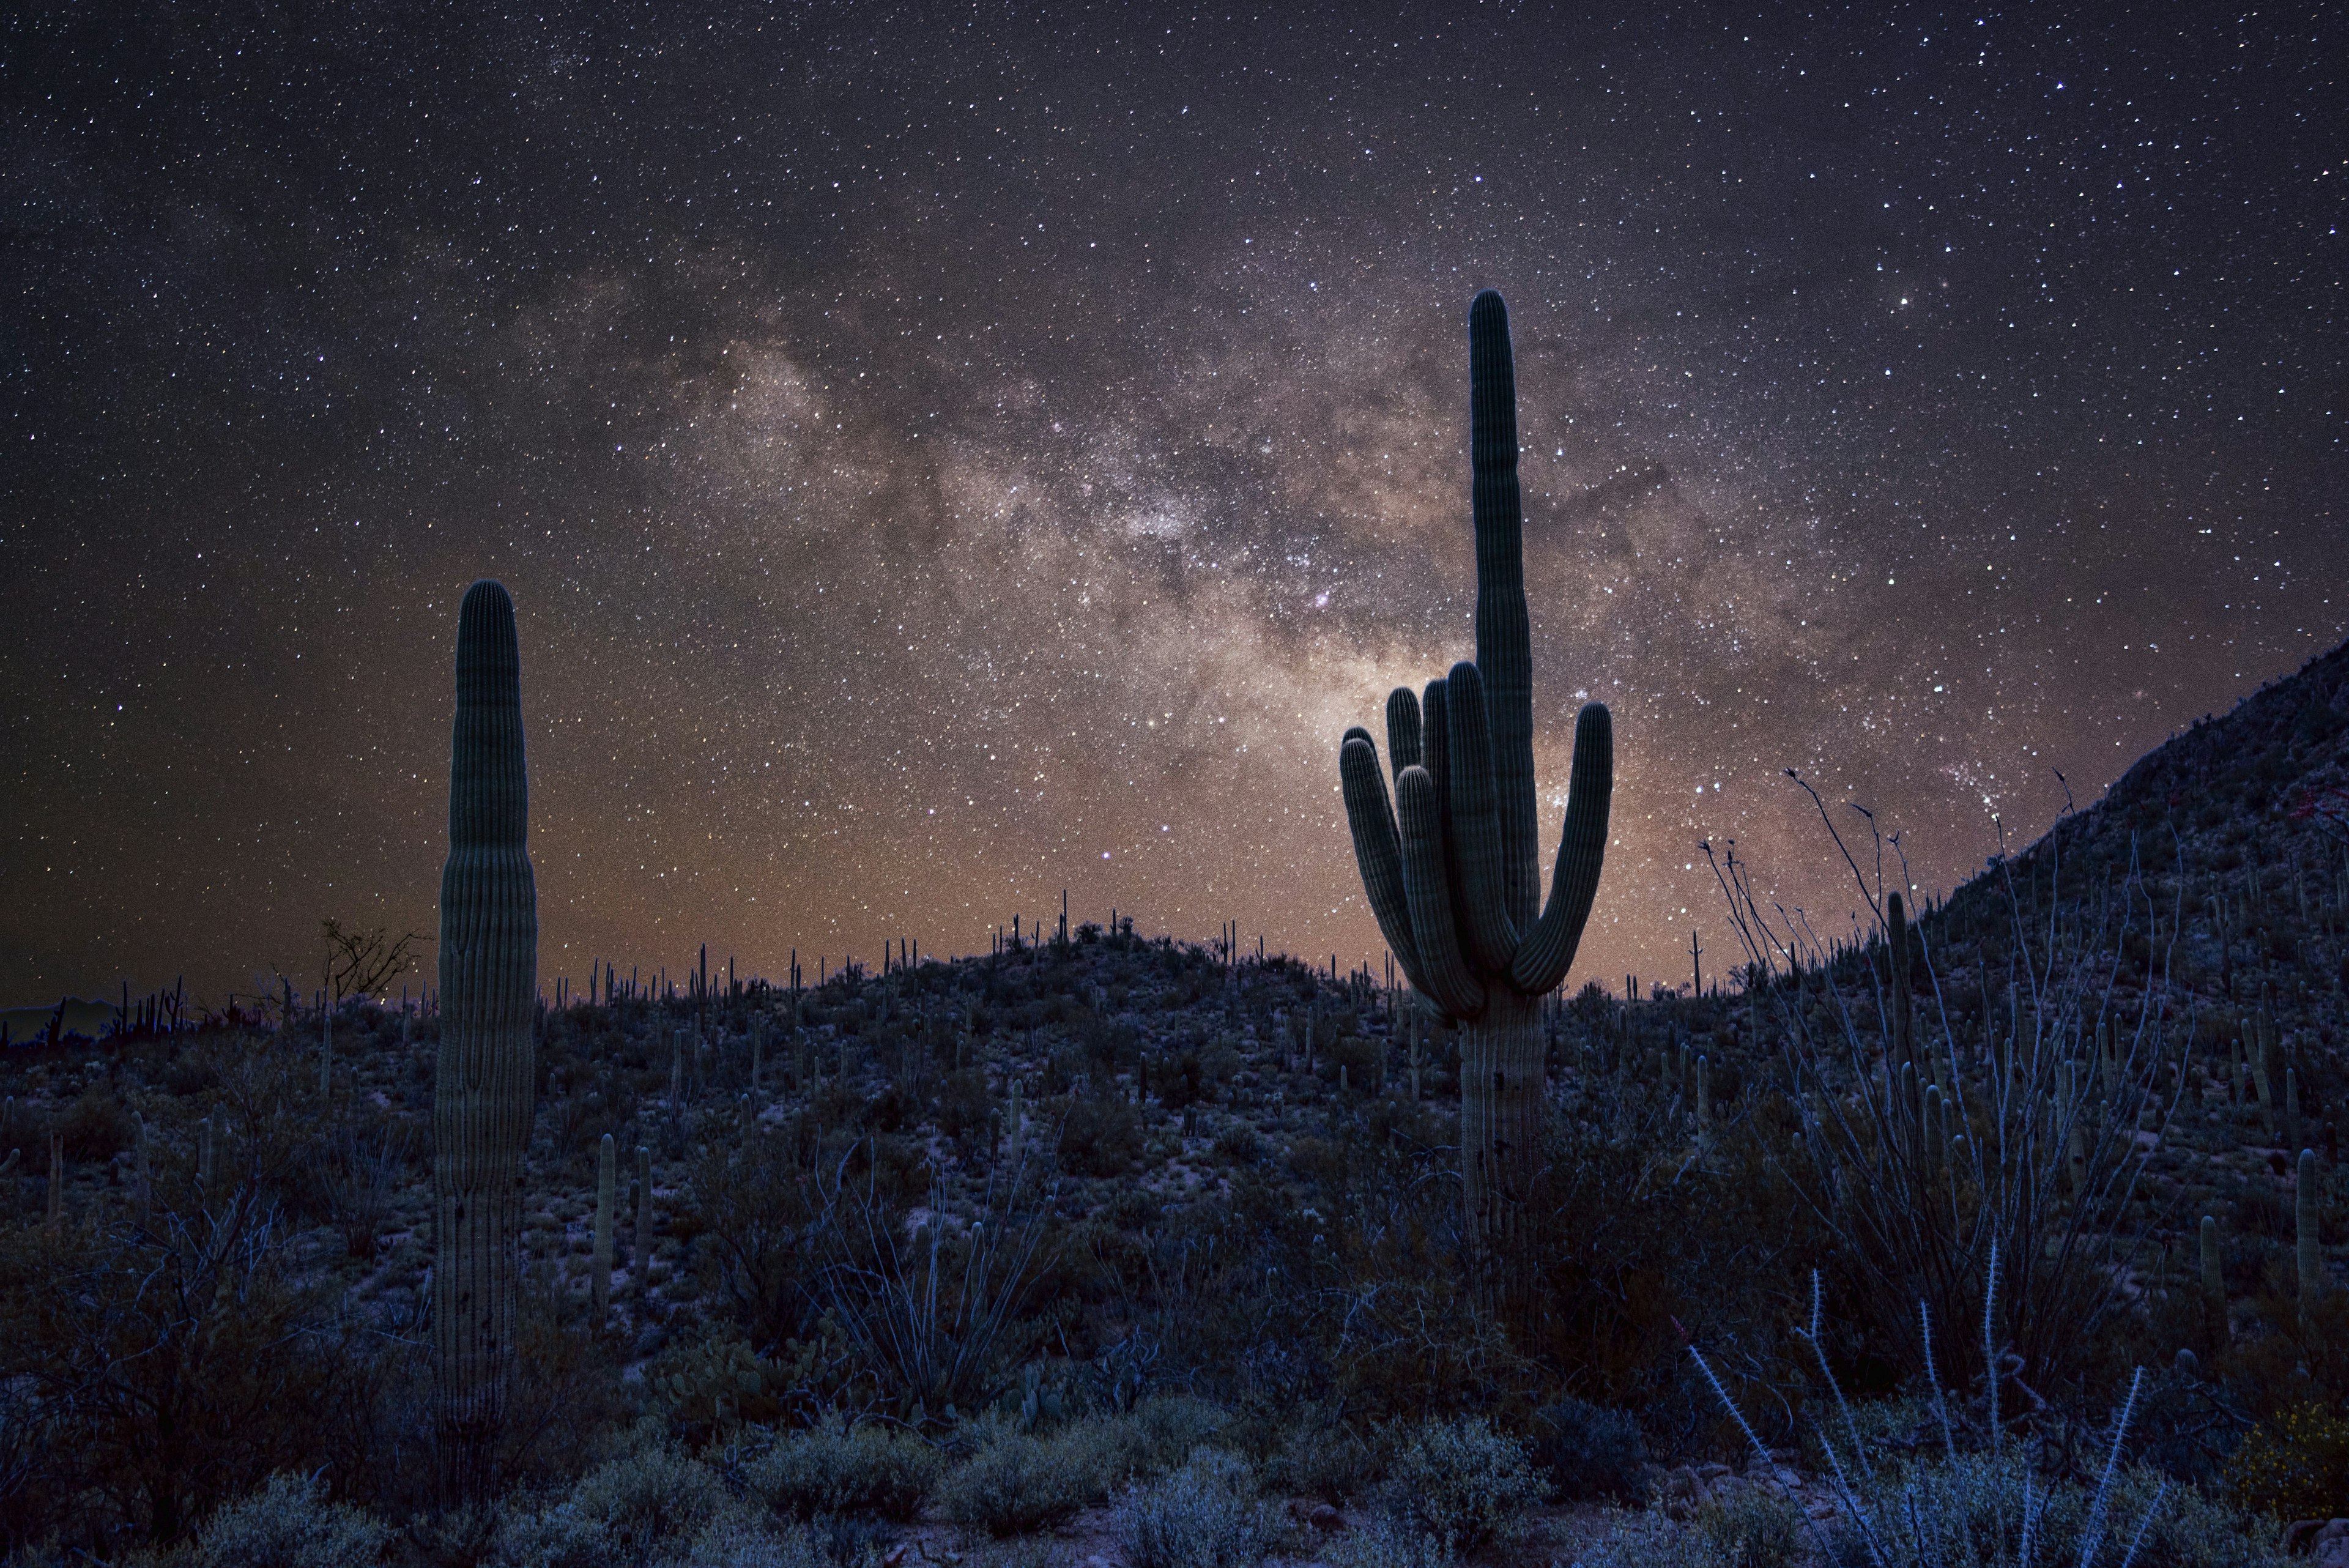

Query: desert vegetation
[{"left": 1, "top": 295, "right": 2343, "bottom": 1567}]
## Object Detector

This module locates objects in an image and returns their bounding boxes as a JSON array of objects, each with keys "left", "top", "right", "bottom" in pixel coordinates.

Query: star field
[{"left": 2, "top": 3, "right": 2340, "bottom": 1005}]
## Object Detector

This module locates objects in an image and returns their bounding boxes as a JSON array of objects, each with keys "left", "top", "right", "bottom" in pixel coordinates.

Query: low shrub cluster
[
  {"left": 1381, "top": 1416, "right": 1549, "bottom": 1555},
  {"left": 1110, "top": 1449, "right": 1282, "bottom": 1568}
]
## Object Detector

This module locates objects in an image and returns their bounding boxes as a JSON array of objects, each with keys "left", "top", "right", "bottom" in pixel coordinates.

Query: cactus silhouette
[
  {"left": 1339, "top": 290, "right": 1613, "bottom": 1246},
  {"left": 2299, "top": 1148, "right": 2326, "bottom": 1318},
  {"left": 2199, "top": 1213, "right": 2226, "bottom": 1345},
  {"left": 432, "top": 579, "right": 539, "bottom": 1501},
  {"left": 593, "top": 1132, "right": 615, "bottom": 1324}
]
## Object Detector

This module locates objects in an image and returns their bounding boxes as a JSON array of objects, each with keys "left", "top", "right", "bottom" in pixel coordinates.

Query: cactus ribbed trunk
[
  {"left": 1460, "top": 992, "right": 1543, "bottom": 1243},
  {"left": 2199, "top": 1214, "right": 2227, "bottom": 1345},
  {"left": 593, "top": 1132, "right": 615, "bottom": 1323},
  {"left": 635, "top": 1143, "right": 653, "bottom": 1284},
  {"left": 2299, "top": 1149, "right": 2326, "bottom": 1318},
  {"left": 432, "top": 579, "right": 538, "bottom": 1504}
]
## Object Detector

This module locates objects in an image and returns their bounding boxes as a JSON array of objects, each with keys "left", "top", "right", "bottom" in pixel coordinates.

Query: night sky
[{"left": 4, "top": 4, "right": 2340, "bottom": 1009}]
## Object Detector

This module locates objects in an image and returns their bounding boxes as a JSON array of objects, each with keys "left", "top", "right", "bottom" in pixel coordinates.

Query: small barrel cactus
[{"left": 1339, "top": 291, "right": 1613, "bottom": 1248}]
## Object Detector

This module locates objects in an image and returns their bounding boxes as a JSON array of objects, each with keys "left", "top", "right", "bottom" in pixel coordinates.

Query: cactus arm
[
  {"left": 1421, "top": 677, "right": 1451, "bottom": 826},
  {"left": 1442, "top": 660, "right": 1520, "bottom": 975},
  {"left": 1509, "top": 702, "right": 1613, "bottom": 994},
  {"left": 1422, "top": 677, "right": 1469, "bottom": 949},
  {"left": 1386, "top": 686, "right": 1422, "bottom": 775},
  {"left": 1468, "top": 289, "right": 1540, "bottom": 933},
  {"left": 1396, "top": 766, "right": 1486, "bottom": 1018},
  {"left": 1341, "top": 735, "right": 1425, "bottom": 986}
]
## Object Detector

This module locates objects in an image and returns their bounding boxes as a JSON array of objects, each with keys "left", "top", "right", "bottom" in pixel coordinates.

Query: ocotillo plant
[
  {"left": 1338, "top": 289, "right": 1613, "bottom": 1247},
  {"left": 593, "top": 1132, "right": 615, "bottom": 1324},
  {"left": 432, "top": 579, "right": 540, "bottom": 1503}
]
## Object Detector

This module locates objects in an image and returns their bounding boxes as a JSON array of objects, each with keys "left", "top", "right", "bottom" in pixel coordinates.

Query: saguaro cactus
[
  {"left": 2299, "top": 1148, "right": 2327, "bottom": 1318},
  {"left": 2199, "top": 1214, "right": 2226, "bottom": 1345},
  {"left": 635, "top": 1143, "right": 653, "bottom": 1282},
  {"left": 593, "top": 1132, "right": 615, "bottom": 1324},
  {"left": 432, "top": 579, "right": 539, "bottom": 1501},
  {"left": 1339, "top": 291, "right": 1614, "bottom": 1247}
]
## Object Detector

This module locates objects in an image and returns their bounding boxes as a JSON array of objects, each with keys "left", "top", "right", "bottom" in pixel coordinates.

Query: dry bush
[
  {"left": 169, "top": 1471, "right": 391, "bottom": 1568},
  {"left": 1111, "top": 1448, "right": 1282, "bottom": 1568},
  {"left": 742, "top": 1415, "right": 943, "bottom": 1522},
  {"left": 1381, "top": 1416, "right": 1548, "bottom": 1555},
  {"left": 0, "top": 1177, "right": 380, "bottom": 1551}
]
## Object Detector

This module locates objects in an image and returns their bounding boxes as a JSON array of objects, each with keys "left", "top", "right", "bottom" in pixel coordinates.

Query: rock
[
  {"left": 1657, "top": 1465, "right": 1710, "bottom": 1518},
  {"left": 2292, "top": 1518, "right": 2349, "bottom": 1567}
]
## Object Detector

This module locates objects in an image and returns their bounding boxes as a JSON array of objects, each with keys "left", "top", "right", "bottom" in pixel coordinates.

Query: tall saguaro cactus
[
  {"left": 433, "top": 579, "right": 539, "bottom": 1502},
  {"left": 1340, "top": 291, "right": 1614, "bottom": 1248}
]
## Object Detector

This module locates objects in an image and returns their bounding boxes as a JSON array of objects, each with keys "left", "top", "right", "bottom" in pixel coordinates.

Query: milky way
[{"left": 4, "top": 4, "right": 2340, "bottom": 1006}]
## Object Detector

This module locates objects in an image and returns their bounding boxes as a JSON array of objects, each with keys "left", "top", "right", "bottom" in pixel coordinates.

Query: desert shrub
[
  {"left": 1531, "top": 1397, "right": 1649, "bottom": 1501},
  {"left": 1127, "top": 1396, "right": 1233, "bottom": 1471},
  {"left": 1210, "top": 1121, "right": 1258, "bottom": 1165},
  {"left": 2223, "top": 1401, "right": 2349, "bottom": 1522},
  {"left": 680, "top": 1517, "right": 886, "bottom": 1568},
  {"left": 1266, "top": 1412, "right": 1376, "bottom": 1503},
  {"left": 1383, "top": 1416, "right": 1547, "bottom": 1554},
  {"left": 744, "top": 1416, "right": 942, "bottom": 1522},
  {"left": 935, "top": 1429, "right": 1094, "bottom": 1535},
  {"left": 1691, "top": 1488, "right": 1803, "bottom": 1568},
  {"left": 0, "top": 1186, "right": 383, "bottom": 1550},
  {"left": 496, "top": 1443, "right": 737, "bottom": 1567},
  {"left": 55, "top": 1083, "right": 135, "bottom": 1161},
  {"left": 935, "top": 1069, "right": 995, "bottom": 1149},
  {"left": 175, "top": 1472, "right": 390, "bottom": 1568},
  {"left": 1322, "top": 1514, "right": 1450, "bottom": 1568},
  {"left": 1559, "top": 1485, "right": 1805, "bottom": 1568},
  {"left": 936, "top": 1410, "right": 1167, "bottom": 1535},
  {"left": 1111, "top": 1449, "right": 1283, "bottom": 1568},
  {"left": 1058, "top": 1094, "right": 1143, "bottom": 1176}
]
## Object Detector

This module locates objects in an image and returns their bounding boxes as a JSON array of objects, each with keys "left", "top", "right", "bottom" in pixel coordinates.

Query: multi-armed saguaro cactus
[
  {"left": 1340, "top": 290, "right": 1613, "bottom": 1248},
  {"left": 433, "top": 579, "right": 539, "bottom": 1502}
]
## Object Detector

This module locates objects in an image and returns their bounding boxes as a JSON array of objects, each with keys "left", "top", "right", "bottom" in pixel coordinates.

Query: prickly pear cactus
[
  {"left": 432, "top": 579, "right": 539, "bottom": 1501},
  {"left": 653, "top": 1336, "right": 788, "bottom": 1440},
  {"left": 1338, "top": 291, "right": 1613, "bottom": 1247}
]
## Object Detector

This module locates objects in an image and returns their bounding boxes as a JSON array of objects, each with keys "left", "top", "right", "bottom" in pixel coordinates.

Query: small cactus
[{"left": 2200, "top": 1213, "right": 2227, "bottom": 1345}]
